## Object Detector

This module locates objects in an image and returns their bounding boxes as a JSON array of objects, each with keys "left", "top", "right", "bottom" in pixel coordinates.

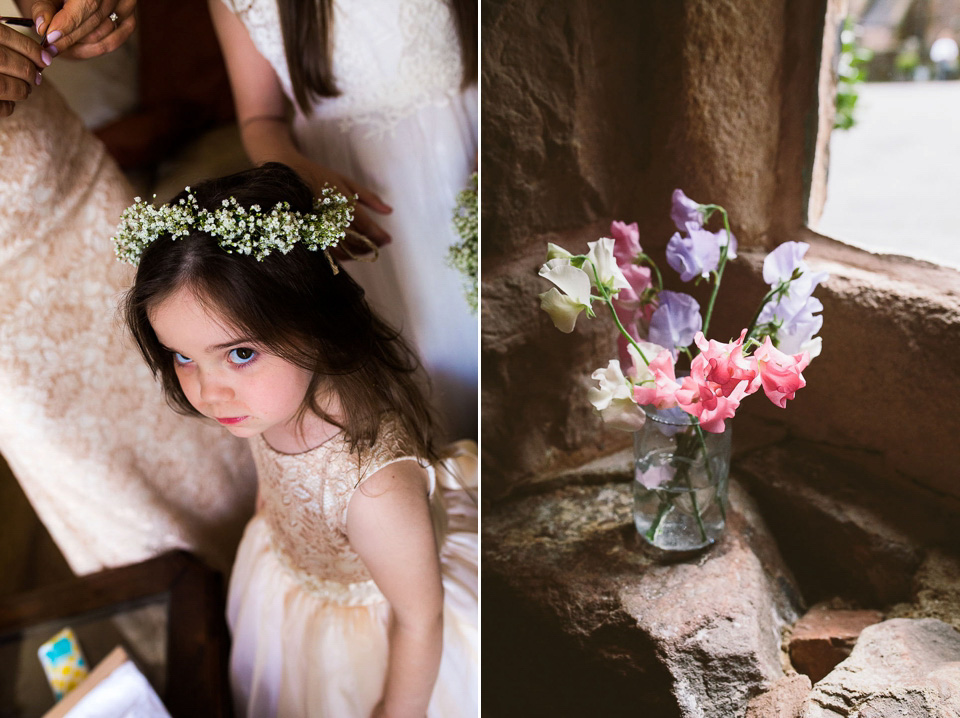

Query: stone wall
[
  {"left": 482, "top": 0, "right": 820, "bottom": 497},
  {"left": 481, "top": 0, "right": 960, "bottom": 504}
]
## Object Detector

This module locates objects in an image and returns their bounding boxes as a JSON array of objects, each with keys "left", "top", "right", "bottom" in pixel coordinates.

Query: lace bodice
[
  {"left": 251, "top": 417, "right": 423, "bottom": 603},
  {"left": 222, "top": 0, "right": 465, "bottom": 134}
]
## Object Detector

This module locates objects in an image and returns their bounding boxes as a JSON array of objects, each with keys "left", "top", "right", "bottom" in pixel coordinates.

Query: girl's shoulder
[{"left": 355, "top": 413, "right": 424, "bottom": 486}]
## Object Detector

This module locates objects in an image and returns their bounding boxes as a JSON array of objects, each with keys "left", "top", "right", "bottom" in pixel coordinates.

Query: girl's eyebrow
[
  {"left": 158, "top": 339, "right": 254, "bottom": 354},
  {"left": 207, "top": 338, "right": 257, "bottom": 352}
]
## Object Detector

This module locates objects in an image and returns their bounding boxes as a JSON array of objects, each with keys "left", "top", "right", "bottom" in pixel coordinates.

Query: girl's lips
[{"left": 217, "top": 416, "right": 249, "bottom": 426}]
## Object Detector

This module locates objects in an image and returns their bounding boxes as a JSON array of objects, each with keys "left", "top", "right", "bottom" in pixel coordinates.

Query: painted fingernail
[
  {"left": 35, "top": 17, "right": 43, "bottom": 34},
  {"left": 47, "top": 44, "right": 59, "bottom": 57},
  {"left": 35, "top": 71, "right": 42, "bottom": 86},
  {"left": 40, "top": 49, "right": 52, "bottom": 66},
  {"left": 45, "top": 30, "right": 62, "bottom": 44}
]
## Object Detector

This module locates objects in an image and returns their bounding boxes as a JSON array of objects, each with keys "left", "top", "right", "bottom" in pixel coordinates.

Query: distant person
[{"left": 930, "top": 32, "right": 959, "bottom": 80}]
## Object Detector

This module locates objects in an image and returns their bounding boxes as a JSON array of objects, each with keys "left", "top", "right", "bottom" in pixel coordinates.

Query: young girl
[{"left": 117, "top": 163, "right": 478, "bottom": 718}]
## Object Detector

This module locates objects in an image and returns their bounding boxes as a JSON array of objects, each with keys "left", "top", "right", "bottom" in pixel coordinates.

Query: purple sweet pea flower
[
  {"left": 763, "top": 241, "right": 809, "bottom": 285},
  {"left": 758, "top": 270, "right": 828, "bottom": 357},
  {"left": 648, "top": 290, "right": 702, "bottom": 357},
  {"left": 666, "top": 223, "right": 722, "bottom": 282},
  {"left": 671, "top": 189, "right": 705, "bottom": 231}
]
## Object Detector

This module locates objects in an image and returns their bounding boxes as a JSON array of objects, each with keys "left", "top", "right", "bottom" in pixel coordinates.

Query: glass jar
[{"left": 633, "top": 406, "right": 732, "bottom": 553}]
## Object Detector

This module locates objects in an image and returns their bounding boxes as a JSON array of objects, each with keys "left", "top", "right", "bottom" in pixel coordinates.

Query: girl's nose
[{"left": 198, "top": 370, "right": 235, "bottom": 403}]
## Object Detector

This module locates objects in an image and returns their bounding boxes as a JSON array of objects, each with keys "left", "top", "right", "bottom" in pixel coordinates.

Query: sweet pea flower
[
  {"left": 670, "top": 189, "right": 705, "bottom": 231},
  {"left": 624, "top": 341, "right": 668, "bottom": 385},
  {"left": 588, "top": 360, "right": 647, "bottom": 431},
  {"left": 585, "top": 237, "right": 631, "bottom": 293},
  {"left": 637, "top": 464, "right": 675, "bottom": 490},
  {"left": 675, "top": 374, "right": 749, "bottom": 433},
  {"left": 753, "top": 336, "right": 810, "bottom": 408},
  {"left": 633, "top": 350, "right": 683, "bottom": 409},
  {"left": 613, "top": 260, "right": 655, "bottom": 368},
  {"left": 538, "top": 259, "right": 593, "bottom": 333},
  {"left": 763, "top": 241, "right": 809, "bottom": 285},
  {"left": 666, "top": 223, "right": 722, "bottom": 281},
  {"left": 758, "top": 292, "right": 824, "bottom": 358},
  {"left": 648, "top": 291, "right": 702, "bottom": 358},
  {"left": 758, "top": 266, "right": 828, "bottom": 358},
  {"left": 610, "top": 220, "right": 642, "bottom": 265},
  {"left": 546, "top": 242, "right": 575, "bottom": 261},
  {"left": 691, "top": 330, "right": 761, "bottom": 397}
]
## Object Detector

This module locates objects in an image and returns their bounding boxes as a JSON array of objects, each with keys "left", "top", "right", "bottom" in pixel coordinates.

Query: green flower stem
[
  {"left": 701, "top": 207, "right": 733, "bottom": 338},
  {"left": 644, "top": 427, "right": 711, "bottom": 547},
  {"left": 744, "top": 283, "right": 783, "bottom": 341},
  {"left": 586, "top": 258, "right": 651, "bottom": 366},
  {"left": 606, "top": 300, "right": 650, "bottom": 366},
  {"left": 645, "top": 495, "right": 673, "bottom": 543},
  {"left": 637, "top": 253, "right": 664, "bottom": 292},
  {"left": 679, "top": 428, "right": 710, "bottom": 543},
  {"left": 693, "top": 423, "right": 723, "bottom": 522},
  {"left": 744, "top": 274, "right": 803, "bottom": 341}
]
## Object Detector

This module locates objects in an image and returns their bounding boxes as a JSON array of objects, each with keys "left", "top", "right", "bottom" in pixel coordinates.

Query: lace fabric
[
  {"left": 228, "top": 422, "right": 478, "bottom": 716},
  {"left": 0, "top": 83, "right": 256, "bottom": 575},
  {"left": 251, "top": 415, "right": 421, "bottom": 592}
]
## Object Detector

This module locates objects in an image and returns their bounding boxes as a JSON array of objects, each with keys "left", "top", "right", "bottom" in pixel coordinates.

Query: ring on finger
[{"left": 108, "top": 12, "right": 119, "bottom": 28}]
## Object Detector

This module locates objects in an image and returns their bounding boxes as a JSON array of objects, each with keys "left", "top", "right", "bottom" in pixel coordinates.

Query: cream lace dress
[
  {"left": 0, "top": 82, "right": 256, "bottom": 575},
  {"left": 227, "top": 419, "right": 478, "bottom": 717},
  {"left": 222, "top": 0, "right": 478, "bottom": 439}
]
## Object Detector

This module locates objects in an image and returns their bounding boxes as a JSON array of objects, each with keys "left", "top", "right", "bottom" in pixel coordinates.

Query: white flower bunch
[{"left": 113, "top": 186, "right": 354, "bottom": 265}]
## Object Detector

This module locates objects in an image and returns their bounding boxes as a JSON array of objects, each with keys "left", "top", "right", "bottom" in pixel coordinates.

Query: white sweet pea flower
[
  {"left": 538, "top": 259, "right": 593, "bottom": 333},
  {"left": 546, "top": 242, "right": 575, "bottom": 260},
  {"left": 625, "top": 341, "right": 668, "bottom": 385},
  {"left": 585, "top": 237, "right": 631, "bottom": 293},
  {"left": 587, "top": 360, "right": 647, "bottom": 431}
]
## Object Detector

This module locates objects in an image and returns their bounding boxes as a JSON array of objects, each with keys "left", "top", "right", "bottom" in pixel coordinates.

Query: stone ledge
[{"left": 482, "top": 478, "right": 802, "bottom": 718}]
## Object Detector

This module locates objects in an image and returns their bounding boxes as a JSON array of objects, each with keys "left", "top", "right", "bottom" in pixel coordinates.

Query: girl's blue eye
[
  {"left": 173, "top": 352, "right": 192, "bottom": 365},
  {"left": 229, "top": 347, "right": 257, "bottom": 365}
]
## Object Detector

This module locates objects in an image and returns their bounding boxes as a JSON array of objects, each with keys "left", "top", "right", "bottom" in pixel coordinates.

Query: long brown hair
[
  {"left": 122, "top": 163, "right": 437, "bottom": 461},
  {"left": 278, "top": 0, "right": 477, "bottom": 114}
]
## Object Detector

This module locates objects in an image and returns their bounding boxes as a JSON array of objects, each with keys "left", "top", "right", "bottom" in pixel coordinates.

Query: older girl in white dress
[{"left": 209, "top": 0, "right": 478, "bottom": 439}]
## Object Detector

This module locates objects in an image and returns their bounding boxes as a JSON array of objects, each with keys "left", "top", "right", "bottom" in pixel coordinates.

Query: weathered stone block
[
  {"left": 483, "top": 477, "right": 802, "bottom": 717},
  {"left": 800, "top": 618, "right": 960, "bottom": 717},
  {"left": 745, "top": 674, "right": 813, "bottom": 718},
  {"left": 788, "top": 604, "right": 883, "bottom": 684},
  {"left": 889, "top": 549, "right": 960, "bottom": 633}
]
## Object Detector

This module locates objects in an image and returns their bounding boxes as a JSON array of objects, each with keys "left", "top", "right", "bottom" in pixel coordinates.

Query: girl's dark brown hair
[
  {"left": 122, "top": 162, "right": 436, "bottom": 460},
  {"left": 279, "top": 0, "right": 477, "bottom": 114}
]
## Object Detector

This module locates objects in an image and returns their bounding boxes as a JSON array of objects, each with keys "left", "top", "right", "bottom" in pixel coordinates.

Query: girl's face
[{"left": 149, "top": 286, "right": 315, "bottom": 447}]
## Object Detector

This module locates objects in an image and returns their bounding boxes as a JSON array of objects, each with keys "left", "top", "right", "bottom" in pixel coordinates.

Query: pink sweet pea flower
[
  {"left": 753, "top": 336, "right": 811, "bottom": 408},
  {"left": 692, "top": 330, "right": 760, "bottom": 397},
  {"left": 610, "top": 220, "right": 643, "bottom": 264},
  {"left": 633, "top": 350, "right": 683, "bottom": 409},
  {"left": 675, "top": 375, "right": 748, "bottom": 433}
]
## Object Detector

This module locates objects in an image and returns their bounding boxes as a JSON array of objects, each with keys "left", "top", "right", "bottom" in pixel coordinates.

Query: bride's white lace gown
[
  {"left": 0, "top": 83, "right": 256, "bottom": 576},
  {"left": 223, "top": 0, "right": 478, "bottom": 439}
]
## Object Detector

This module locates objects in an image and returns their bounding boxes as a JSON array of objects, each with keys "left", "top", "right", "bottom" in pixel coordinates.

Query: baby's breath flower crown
[{"left": 113, "top": 186, "right": 354, "bottom": 265}]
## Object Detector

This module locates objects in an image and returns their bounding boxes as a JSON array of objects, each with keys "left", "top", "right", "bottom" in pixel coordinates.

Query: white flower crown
[{"left": 113, "top": 186, "right": 355, "bottom": 265}]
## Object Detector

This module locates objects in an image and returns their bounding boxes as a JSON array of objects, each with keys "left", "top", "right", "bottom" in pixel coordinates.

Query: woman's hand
[
  {"left": 282, "top": 153, "right": 393, "bottom": 249},
  {"left": 26, "top": 0, "right": 136, "bottom": 59},
  {"left": 207, "top": 0, "right": 393, "bottom": 249},
  {"left": 0, "top": 22, "right": 49, "bottom": 117}
]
